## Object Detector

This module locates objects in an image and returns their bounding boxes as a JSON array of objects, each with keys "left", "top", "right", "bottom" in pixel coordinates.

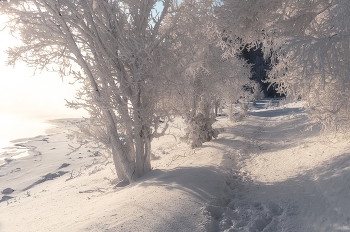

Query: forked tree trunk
[
  {"left": 109, "top": 124, "right": 135, "bottom": 182},
  {"left": 134, "top": 124, "right": 152, "bottom": 177},
  {"left": 109, "top": 123, "right": 153, "bottom": 182},
  {"left": 106, "top": 102, "right": 153, "bottom": 182}
]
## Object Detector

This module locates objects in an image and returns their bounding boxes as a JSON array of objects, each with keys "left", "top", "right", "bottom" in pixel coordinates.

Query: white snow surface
[{"left": 1, "top": 100, "right": 350, "bottom": 231}]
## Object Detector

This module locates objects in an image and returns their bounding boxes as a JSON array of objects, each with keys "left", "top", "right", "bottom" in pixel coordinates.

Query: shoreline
[
  {"left": 0, "top": 118, "right": 92, "bottom": 194},
  {"left": 0, "top": 137, "right": 43, "bottom": 167},
  {"left": 0, "top": 118, "right": 86, "bottom": 167}
]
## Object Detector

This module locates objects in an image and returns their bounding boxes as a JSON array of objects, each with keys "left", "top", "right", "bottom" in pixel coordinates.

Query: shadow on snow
[{"left": 208, "top": 152, "right": 350, "bottom": 232}]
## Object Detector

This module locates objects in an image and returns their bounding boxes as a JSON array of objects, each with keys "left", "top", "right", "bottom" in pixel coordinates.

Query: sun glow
[{"left": 0, "top": 16, "right": 87, "bottom": 118}]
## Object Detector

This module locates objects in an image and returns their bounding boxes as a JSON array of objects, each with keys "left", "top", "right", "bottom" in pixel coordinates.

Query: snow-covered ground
[{"left": 1, "top": 100, "right": 350, "bottom": 231}]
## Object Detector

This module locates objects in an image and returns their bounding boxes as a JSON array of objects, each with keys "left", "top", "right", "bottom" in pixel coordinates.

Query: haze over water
[
  {"left": 0, "top": 113, "right": 48, "bottom": 145},
  {"left": 0, "top": 16, "right": 87, "bottom": 157}
]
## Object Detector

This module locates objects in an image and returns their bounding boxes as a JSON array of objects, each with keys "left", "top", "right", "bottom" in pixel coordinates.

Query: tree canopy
[
  {"left": 216, "top": 0, "right": 350, "bottom": 132},
  {"left": 3, "top": 0, "right": 349, "bottom": 182},
  {"left": 0, "top": 0, "right": 256, "bottom": 182}
]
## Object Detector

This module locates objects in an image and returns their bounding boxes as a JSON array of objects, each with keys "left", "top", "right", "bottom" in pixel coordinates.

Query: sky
[
  {"left": 0, "top": 1, "right": 169, "bottom": 119},
  {"left": 0, "top": 16, "right": 87, "bottom": 119}
]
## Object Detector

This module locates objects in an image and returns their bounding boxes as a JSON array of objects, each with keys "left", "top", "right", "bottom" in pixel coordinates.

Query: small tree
[{"left": 155, "top": 0, "right": 226, "bottom": 148}]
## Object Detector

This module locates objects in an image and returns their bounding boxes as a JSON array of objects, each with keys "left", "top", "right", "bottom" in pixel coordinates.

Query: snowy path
[{"left": 207, "top": 102, "right": 350, "bottom": 232}]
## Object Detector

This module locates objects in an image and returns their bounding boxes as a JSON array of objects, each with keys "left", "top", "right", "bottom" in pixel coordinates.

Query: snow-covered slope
[
  {"left": 0, "top": 118, "right": 227, "bottom": 232},
  {"left": 1, "top": 100, "right": 350, "bottom": 232}
]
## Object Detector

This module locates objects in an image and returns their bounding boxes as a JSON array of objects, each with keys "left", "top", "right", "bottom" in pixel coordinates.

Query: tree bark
[{"left": 229, "top": 103, "right": 234, "bottom": 121}]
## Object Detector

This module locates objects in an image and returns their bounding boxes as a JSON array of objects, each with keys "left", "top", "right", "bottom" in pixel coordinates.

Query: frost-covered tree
[
  {"left": 267, "top": 0, "right": 350, "bottom": 132},
  {"left": 165, "top": 2, "right": 254, "bottom": 147},
  {"left": 216, "top": 62, "right": 254, "bottom": 121},
  {"left": 216, "top": 0, "right": 350, "bottom": 132},
  {"left": 154, "top": 0, "right": 225, "bottom": 148},
  {"left": 0, "top": 0, "right": 216, "bottom": 182}
]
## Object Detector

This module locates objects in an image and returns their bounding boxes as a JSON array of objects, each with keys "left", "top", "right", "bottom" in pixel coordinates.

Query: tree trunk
[
  {"left": 143, "top": 129, "right": 152, "bottom": 172},
  {"left": 134, "top": 122, "right": 144, "bottom": 178},
  {"left": 109, "top": 127, "right": 135, "bottom": 182},
  {"left": 104, "top": 108, "right": 136, "bottom": 182},
  {"left": 229, "top": 103, "right": 233, "bottom": 121},
  {"left": 133, "top": 114, "right": 152, "bottom": 175},
  {"left": 110, "top": 134, "right": 129, "bottom": 181}
]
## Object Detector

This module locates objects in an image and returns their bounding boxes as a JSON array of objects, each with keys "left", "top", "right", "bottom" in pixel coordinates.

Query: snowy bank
[
  {"left": 2, "top": 101, "right": 350, "bottom": 231},
  {"left": 0, "top": 118, "right": 226, "bottom": 231}
]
